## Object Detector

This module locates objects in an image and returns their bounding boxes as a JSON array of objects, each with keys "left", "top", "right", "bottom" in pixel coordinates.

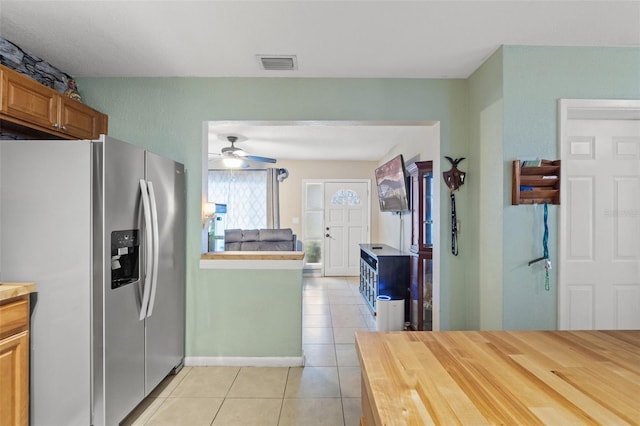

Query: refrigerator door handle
[
  {"left": 146, "top": 181, "right": 160, "bottom": 317},
  {"left": 139, "top": 179, "right": 153, "bottom": 321}
]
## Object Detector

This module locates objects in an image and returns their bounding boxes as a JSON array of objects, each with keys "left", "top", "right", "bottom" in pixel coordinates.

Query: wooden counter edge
[
  {"left": 201, "top": 251, "right": 305, "bottom": 261},
  {"left": 0, "top": 282, "right": 36, "bottom": 303},
  {"left": 355, "top": 331, "right": 382, "bottom": 426}
]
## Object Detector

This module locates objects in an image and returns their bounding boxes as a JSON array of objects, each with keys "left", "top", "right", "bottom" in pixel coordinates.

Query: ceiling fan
[{"left": 214, "top": 135, "right": 277, "bottom": 167}]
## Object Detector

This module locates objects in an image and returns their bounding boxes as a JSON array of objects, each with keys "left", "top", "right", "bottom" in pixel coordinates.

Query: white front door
[
  {"left": 559, "top": 99, "right": 640, "bottom": 330},
  {"left": 324, "top": 181, "right": 370, "bottom": 276}
]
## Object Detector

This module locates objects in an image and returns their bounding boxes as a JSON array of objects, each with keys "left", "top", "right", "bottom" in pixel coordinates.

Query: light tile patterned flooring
[{"left": 123, "top": 276, "right": 376, "bottom": 425}]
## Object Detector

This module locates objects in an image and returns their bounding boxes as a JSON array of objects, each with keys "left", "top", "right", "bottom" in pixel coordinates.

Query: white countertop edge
[{"left": 199, "top": 258, "right": 304, "bottom": 270}]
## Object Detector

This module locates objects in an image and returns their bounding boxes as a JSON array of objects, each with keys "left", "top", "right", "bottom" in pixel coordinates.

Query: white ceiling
[
  {"left": 1, "top": 1, "right": 638, "bottom": 79},
  {"left": 2, "top": 0, "right": 638, "bottom": 161},
  {"left": 207, "top": 121, "right": 436, "bottom": 164}
]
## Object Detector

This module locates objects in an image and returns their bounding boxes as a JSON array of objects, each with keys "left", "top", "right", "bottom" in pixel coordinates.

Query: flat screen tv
[{"left": 375, "top": 154, "right": 410, "bottom": 212}]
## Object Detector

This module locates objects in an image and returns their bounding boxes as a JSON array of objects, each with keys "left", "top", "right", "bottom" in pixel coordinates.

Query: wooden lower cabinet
[
  {"left": 0, "top": 331, "right": 29, "bottom": 425},
  {"left": 0, "top": 295, "right": 30, "bottom": 426}
]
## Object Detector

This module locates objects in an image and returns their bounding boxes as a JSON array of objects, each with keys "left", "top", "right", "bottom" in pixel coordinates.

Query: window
[
  {"left": 303, "top": 182, "right": 323, "bottom": 267},
  {"left": 208, "top": 169, "right": 267, "bottom": 229},
  {"left": 330, "top": 189, "right": 361, "bottom": 206}
]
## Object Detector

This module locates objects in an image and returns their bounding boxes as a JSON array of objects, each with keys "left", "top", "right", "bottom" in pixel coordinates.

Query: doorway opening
[
  {"left": 302, "top": 179, "right": 371, "bottom": 276},
  {"left": 201, "top": 120, "right": 441, "bottom": 329}
]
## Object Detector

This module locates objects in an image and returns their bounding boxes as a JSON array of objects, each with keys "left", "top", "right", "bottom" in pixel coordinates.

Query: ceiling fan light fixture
[
  {"left": 257, "top": 55, "right": 298, "bottom": 71},
  {"left": 222, "top": 157, "right": 244, "bottom": 168}
]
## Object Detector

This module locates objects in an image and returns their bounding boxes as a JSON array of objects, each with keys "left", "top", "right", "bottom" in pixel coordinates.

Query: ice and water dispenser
[{"left": 111, "top": 230, "right": 140, "bottom": 289}]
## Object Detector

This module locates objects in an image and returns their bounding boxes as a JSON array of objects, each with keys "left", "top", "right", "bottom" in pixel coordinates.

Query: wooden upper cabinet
[
  {"left": 0, "top": 64, "right": 107, "bottom": 139},
  {"left": 1, "top": 65, "right": 58, "bottom": 129},
  {"left": 59, "top": 96, "right": 108, "bottom": 139}
]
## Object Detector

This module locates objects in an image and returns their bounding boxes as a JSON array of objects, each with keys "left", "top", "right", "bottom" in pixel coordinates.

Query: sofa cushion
[
  {"left": 259, "top": 228, "right": 293, "bottom": 241},
  {"left": 242, "top": 229, "right": 260, "bottom": 242},
  {"left": 240, "top": 241, "right": 262, "bottom": 251},
  {"left": 224, "top": 229, "right": 243, "bottom": 243},
  {"left": 239, "top": 241, "right": 295, "bottom": 251},
  {"left": 223, "top": 228, "right": 297, "bottom": 251},
  {"left": 260, "top": 240, "right": 294, "bottom": 251},
  {"left": 225, "top": 242, "right": 242, "bottom": 251}
]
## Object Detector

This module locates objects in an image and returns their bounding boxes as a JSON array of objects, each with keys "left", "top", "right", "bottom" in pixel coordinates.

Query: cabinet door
[
  {"left": 1, "top": 67, "right": 58, "bottom": 130},
  {"left": 0, "top": 331, "right": 29, "bottom": 426},
  {"left": 408, "top": 161, "right": 433, "bottom": 252},
  {"left": 420, "top": 255, "right": 433, "bottom": 330},
  {"left": 409, "top": 254, "right": 433, "bottom": 330},
  {"left": 409, "top": 254, "right": 421, "bottom": 330},
  {"left": 418, "top": 165, "right": 434, "bottom": 251},
  {"left": 1, "top": 65, "right": 108, "bottom": 139},
  {"left": 60, "top": 96, "right": 108, "bottom": 139},
  {"left": 410, "top": 171, "right": 420, "bottom": 250},
  {"left": 407, "top": 161, "right": 435, "bottom": 330}
]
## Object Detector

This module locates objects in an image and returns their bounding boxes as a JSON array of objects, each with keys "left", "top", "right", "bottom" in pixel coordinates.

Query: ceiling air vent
[{"left": 257, "top": 55, "right": 298, "bottom": 71}]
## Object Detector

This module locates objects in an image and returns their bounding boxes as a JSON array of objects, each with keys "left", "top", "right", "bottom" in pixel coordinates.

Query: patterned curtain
[
  {"left": 266, "top": 168, "right": 280, "bottom": 228},
  {"left": 208, "top": 169, "right": 267, "bottom": 229},
  {"left": 208, "top": 168, "right": 281, "bottom": 229}
]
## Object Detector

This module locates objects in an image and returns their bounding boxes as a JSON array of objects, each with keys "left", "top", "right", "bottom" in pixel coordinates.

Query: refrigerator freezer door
[
  {"left": 100, "top": 137, "right": 147, "bottom": 425},
  {"left": 144, "top": 151, "right": 186, "bottom": 393},
  {"left": 0, "top": 140, "right": 92, "bottom": 426}
]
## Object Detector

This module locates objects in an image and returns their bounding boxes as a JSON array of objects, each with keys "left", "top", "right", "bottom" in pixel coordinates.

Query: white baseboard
[{"left": 185, "top": 356, "right": 305, "bottom": 367}]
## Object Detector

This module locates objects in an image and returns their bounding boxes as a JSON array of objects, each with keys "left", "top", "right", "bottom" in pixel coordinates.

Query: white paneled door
[
  {"left": 559, "top": 99, "right": 640, "bottom": 330},
  {"left": 324, "top": 181, "right": 370, "bottom": 276}
]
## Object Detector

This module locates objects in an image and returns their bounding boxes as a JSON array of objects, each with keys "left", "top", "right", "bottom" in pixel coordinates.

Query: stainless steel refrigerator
[{"left": 0, "top": 135, "right": 185, "bottom": 426}]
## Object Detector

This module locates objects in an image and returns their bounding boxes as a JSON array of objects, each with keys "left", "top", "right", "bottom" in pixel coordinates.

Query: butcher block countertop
[
  {"left": 200, "top": 251, "right": 305, "bottom": 270},
  {"left": 201, "top": 251, "right": 304, "bottom": 260},
  {"left": 355, "top": 330, "right": 640, "bottom": 425},
  {"left": 0, "top": 282, "right": 36, "bottom": 302}
]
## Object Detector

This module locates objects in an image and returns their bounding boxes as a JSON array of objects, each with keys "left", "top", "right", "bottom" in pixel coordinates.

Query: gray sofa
[{"left": 224, "top": 228, "right": 298, "bottom": 251}]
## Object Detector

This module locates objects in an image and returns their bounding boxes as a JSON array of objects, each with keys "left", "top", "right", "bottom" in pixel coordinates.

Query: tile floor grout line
[
  {"left": 129, "top": 276, "right": 364, "bottom": 425},
  {"left": 275, "top": 369, "right": 288, "bottom": 426}
]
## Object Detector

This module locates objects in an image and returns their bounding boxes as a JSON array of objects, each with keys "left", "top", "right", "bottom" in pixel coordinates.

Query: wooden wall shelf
[{"left": 512, "top": 159, "right": 561, "bottom": 205}]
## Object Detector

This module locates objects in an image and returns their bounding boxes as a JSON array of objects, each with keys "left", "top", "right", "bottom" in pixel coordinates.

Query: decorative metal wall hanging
[
  {"left": 528, "top": 201, "right": 551, "bottom": 291},
  {"left": 443, "top": 157, "right": 466, "bottom": 256}
]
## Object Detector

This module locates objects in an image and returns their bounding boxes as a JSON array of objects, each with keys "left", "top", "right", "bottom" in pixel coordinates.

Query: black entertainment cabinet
[{"left": 359, "top": 244, "right": 410, "bottom": 321}]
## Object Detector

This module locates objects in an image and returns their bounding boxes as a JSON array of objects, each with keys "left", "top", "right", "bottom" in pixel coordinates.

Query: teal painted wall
[
  {"left": 76, "top": 45, "right": 640, "bottom": 343},
  {"left": 467, "top": 48, "right": 504, "bottom": 330},
  {"left": 501, "top": 46, "right": 640, "bottom": 329},
  {"left": 190, "top": 269, "right": 303, "bottom": 357},
  {"left": 75, "top": 77, "right": 469, "bottom": 355}
]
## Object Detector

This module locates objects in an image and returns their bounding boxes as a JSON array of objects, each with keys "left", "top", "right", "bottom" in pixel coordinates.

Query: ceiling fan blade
[
  {"left": 215, "top": 135, "right": 277, "bottom": 164},
  {"left": 245, "top": 155, "right": 277, "bottom": 163}
]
